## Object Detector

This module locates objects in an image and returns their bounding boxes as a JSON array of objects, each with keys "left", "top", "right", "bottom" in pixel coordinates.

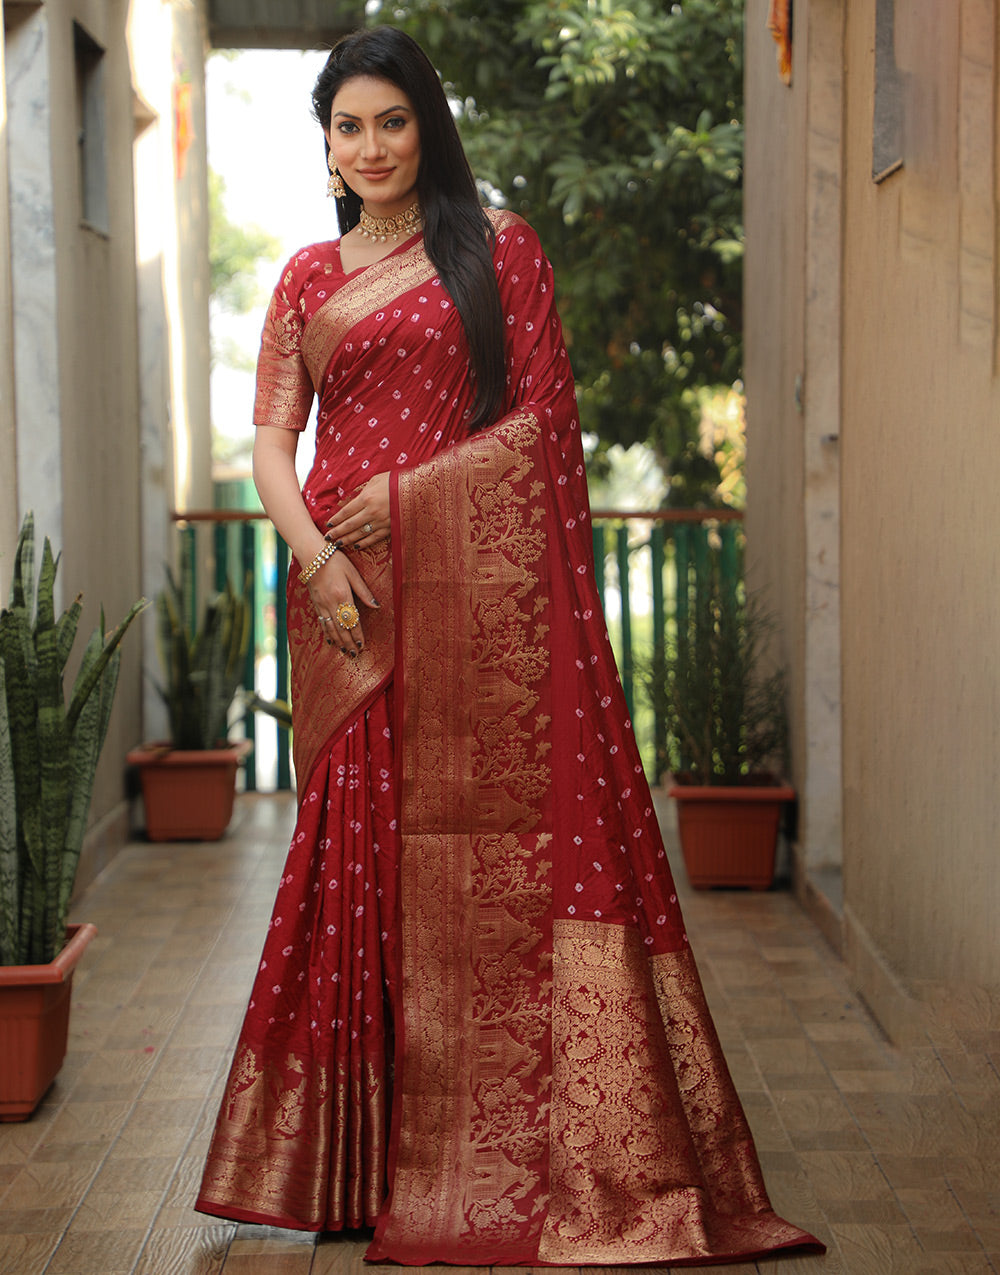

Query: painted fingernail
[{"left": 370, "top": 596, "right": 380, "bottom": 608}]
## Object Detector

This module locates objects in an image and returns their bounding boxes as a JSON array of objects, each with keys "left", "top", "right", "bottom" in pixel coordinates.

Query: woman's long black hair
[{"left": 312, "top": 27, "right": 505, "bottom": 434}]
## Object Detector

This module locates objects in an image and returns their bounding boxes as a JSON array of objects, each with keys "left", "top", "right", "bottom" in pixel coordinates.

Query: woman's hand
[
  {"left": 324, "top": 472, "right": 391, "bottom": 549},
  {"left": 307, "top": 550, "right": 379, "bottom": 656}
]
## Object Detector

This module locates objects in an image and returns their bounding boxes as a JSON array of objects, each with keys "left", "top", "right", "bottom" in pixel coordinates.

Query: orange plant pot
[
  {"left": 127, "top": 739, "right": 252, "bottom": 841},
  {"left": 668, "top": 778, "right": 796, "bottom": 890},
  {"left": 0, "top": 923, "right": 98, "bottom": 1121}
]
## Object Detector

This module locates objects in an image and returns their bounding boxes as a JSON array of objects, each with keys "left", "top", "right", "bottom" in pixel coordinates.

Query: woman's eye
[
  {"left": 337, "top": 121, "right": 359, "bottom": 135},
  {"left": 384, "top": 116, "right": 406, "bottom": 130}
]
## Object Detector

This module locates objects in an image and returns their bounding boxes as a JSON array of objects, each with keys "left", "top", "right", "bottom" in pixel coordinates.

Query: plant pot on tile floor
[
  {"left": 130, "top": 568, "right": 252, "bottom": 841},
  {"left": 642, "top": 565, "right": 794, "bottom": 891},
  {"left": 127, "top": 737, "right": 253, "bottom": 841},
  {"left": 668, "top": 775, "right": 795, "bottom": 890},
  {"left": 1, "top": 515, "right": 144, "bottom": 1120},
  {"left": 0, "top": 923, "right": 98, "bottom": 1121}
]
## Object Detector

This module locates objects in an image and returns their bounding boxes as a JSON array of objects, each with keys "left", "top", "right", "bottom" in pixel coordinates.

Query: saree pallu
[{"left": 366, "top": 412, "right": 821, "bottom": 1266}]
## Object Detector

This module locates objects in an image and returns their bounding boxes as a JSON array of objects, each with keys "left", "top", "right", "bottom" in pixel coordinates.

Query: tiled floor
[{"left": 1, "top": 793, "right": 997, "bottom": 1274}]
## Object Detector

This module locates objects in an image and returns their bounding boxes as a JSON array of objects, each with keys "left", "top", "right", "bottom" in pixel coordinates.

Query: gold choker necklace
[{"left": 357, "top": 202, "right": 423, "bottom": 244}]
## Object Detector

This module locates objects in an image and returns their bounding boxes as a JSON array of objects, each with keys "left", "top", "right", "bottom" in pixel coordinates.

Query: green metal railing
[
  {"left": 174, "top": 511, "right": 291, "bottom": 792},
  {"left": 590, "top": 509, "right": 744, "bottom": 777},
  {"left": 173, "top": 506, "right": 744, "bottom": 789}
]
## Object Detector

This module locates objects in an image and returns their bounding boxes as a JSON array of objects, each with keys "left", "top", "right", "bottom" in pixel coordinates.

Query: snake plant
[
  {"left": 154, "top": 568, "right": 250, "bottom": 751},
  {"left": 0, "top": 513, "right": 146, "bottom": 966}
]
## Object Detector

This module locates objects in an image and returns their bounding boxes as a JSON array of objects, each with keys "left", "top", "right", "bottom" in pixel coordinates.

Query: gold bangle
[{"left": 298, "top": 540, "right": 339, "bottom": 584}]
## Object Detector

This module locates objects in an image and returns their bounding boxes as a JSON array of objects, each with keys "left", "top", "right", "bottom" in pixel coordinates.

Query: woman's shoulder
[
  {"left": 483, "top": 208, "right": 547, "bottom": 263},
  {"left": 485, "top": 207, "right": 532, "bottom": 236},
  {"left": 274, "top": 240, "right": 341, "bottom": 297}
]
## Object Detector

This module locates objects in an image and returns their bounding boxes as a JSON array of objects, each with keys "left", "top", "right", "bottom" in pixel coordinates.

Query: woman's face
[{"left": 326, "top": 75, "right": 421, "bottom": 217}]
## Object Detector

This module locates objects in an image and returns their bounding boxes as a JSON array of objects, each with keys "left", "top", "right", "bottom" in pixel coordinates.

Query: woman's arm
[
  {"left": 252, "top": 426, "right": 326, "bottom": 566},
  {"left": 253, "top": 426, "right": 378, "bottom": 654}
]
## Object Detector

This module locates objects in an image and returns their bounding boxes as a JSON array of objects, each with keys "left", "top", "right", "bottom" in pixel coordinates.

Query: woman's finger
[
  {"left": 324, "top": 511, "right": 389, "bottom": 547},
  {"left": 325, "top": 474, "right": 391, "bottom": 546},
  {"left": 324, "top": 514, "right": 383, "bottom": 548},
  {"left": 309, "top": 560, "right": 380, "bottom": 657}
]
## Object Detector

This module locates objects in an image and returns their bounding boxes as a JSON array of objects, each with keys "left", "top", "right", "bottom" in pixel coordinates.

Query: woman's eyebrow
[{"left": 333, "top": 105, "right": 411, "bottom": 120}]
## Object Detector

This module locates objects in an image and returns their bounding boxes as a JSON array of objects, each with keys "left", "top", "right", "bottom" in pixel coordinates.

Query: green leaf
[
  {"left": 9, "top": 512, "right": 34, "bottom": 615},
  {"left": 35, "top": 622, "right": 70, "bottom": 963},
  {"left": 34, "top": 539, "right": 58, "bottom": 637},
  {"left": 0, "top": 608, "right": 41, "bottom": 890},
  {"left": 61, "top": 646, "right": 122, "bottom": 932},
  {"left": 56, "top": 593, "right": 84, "bottom": 672},
  {"left": 65, "top": 597, "right": 148, "bottom": 737},
  {"left": 0, "top": 658, "right": 19, "bottom": 966}
]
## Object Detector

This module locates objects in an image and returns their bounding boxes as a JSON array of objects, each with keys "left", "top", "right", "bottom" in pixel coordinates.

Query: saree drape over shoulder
[{"left": 197, "top": 211, "right": 823, "bottom": 1266}]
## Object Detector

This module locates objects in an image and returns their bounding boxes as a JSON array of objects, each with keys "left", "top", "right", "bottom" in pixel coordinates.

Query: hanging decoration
[
  {"left": 174, "top": 77, "right": 193, "bottom": 178},
  {"left": 768, "top": 0, "right": 793, "bottom": 86}
]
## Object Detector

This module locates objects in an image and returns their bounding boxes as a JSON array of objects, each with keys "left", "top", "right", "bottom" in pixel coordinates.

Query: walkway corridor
[{"left": 1, "top": 795, "right": 997, "bottom": 1274}]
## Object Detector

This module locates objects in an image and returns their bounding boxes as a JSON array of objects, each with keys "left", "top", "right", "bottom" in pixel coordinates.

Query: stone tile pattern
[{"left": 1, "top": 794, "right": 997, "bottom": 1274}]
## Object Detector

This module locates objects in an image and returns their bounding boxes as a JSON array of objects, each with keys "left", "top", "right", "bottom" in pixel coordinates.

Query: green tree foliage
[
  {"left": 386, "top": 0, "right": 744, "bottom": 505},
  {"left": 208, "top": 167, "right": 281, "bottom": 316}
]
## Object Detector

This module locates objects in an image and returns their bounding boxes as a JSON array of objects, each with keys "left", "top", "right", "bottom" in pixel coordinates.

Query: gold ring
[{"left": 335, "top": 602, "right": 360, "bottom": 629}]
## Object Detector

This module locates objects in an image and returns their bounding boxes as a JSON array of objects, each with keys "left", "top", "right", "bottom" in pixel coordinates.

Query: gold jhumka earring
[{"left": 327, "top": 152, "right": 345, "bottom": 199}]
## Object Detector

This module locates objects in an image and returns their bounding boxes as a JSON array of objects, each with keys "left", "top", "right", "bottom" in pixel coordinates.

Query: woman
[{"left": 197, "top": 26, "right": 823, "bottom": 1267}]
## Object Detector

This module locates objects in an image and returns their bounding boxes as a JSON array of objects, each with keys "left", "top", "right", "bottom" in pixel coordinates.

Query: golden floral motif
[
  {"left": 539, "top": 921, "right": 806, "bottom": 1263},
  {"left": 270, "top": 300, "right": 302, "bottom": 356},
  {"left": 377, "top": 411, "right": 554, "bottom": 1257},
  {"left": 255, "top": 292, "right": 315, "bottom": 430}
]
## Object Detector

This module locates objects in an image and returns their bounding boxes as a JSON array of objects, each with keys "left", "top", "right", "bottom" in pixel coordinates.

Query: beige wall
[
  {"left": 840, "top": 1, "right": 1000, "bottom": 1003},
  {"left": 745, "top": 0, "right": 1000, "bottom": 1037},
  {"left": 54, "top": 1, "right": 144, "bottom": 857}
]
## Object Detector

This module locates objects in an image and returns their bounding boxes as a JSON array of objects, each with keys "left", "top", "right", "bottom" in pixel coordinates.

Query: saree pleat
[{"left": 197, "top": 697, "right": 397, "bottom": 1230}]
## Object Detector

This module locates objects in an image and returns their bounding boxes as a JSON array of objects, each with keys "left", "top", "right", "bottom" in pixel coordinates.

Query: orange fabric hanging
[
  {"left": 768, "top": 0, "right": 793, "bottom": 85},
  {"left": 173, "top": 80, "right": 193, "bottom": 178}
]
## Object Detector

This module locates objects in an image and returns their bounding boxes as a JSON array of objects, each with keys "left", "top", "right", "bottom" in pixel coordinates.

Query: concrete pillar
[{"left": 0, "top": 17, "right": 19, "bottom": 571}]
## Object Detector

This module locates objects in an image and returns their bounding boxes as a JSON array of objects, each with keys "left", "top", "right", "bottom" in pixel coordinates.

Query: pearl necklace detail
[{"left": 357, "top": 201, "right": 424, "bottom": 243}]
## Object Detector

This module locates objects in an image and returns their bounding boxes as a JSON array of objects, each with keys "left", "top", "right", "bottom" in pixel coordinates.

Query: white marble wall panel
[{"left": 5, "top": 8, "right": 64, "bottom": 594}]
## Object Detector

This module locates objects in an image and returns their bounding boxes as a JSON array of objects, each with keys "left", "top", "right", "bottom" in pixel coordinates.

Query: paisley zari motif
[{"left": 197, "top": 213, "right": 823, "bottom": 1266}]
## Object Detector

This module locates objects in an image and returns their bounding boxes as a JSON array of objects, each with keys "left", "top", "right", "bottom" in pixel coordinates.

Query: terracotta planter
[
  {"left": 0, "top": 923, "right": 98, "bottom": 1121},
  {"left": 667, "top": 776, "right": 795, "bottom": 890},
  {"left": 127, "top": 738, "right": 252, "bottom": 841}
]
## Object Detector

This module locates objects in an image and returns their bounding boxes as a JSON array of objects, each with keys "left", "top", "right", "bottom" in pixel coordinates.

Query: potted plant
[
  {"left": 127, "top": 568, "right": 251, "bottom": 841},
  {"left": 0, "top": 513, "right": 146, "bottom": 1119},
  {"left": 647, "top": 569, "right": 793, "bottom": 889}
]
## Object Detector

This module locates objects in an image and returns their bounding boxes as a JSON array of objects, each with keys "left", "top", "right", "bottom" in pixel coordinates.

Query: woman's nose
[{"left": 360, "top": 128, "right": 386, "bottom": 158}]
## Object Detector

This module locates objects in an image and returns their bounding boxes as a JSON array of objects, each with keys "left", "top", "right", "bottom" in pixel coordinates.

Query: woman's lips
[{"left": 358, "top": 169, "right": 393, "bottom": 180}]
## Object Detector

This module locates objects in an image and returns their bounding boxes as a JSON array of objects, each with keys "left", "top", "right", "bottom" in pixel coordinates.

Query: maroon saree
[{"left": 196, "top": 212, "right": 823, "bottom": 1265}]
